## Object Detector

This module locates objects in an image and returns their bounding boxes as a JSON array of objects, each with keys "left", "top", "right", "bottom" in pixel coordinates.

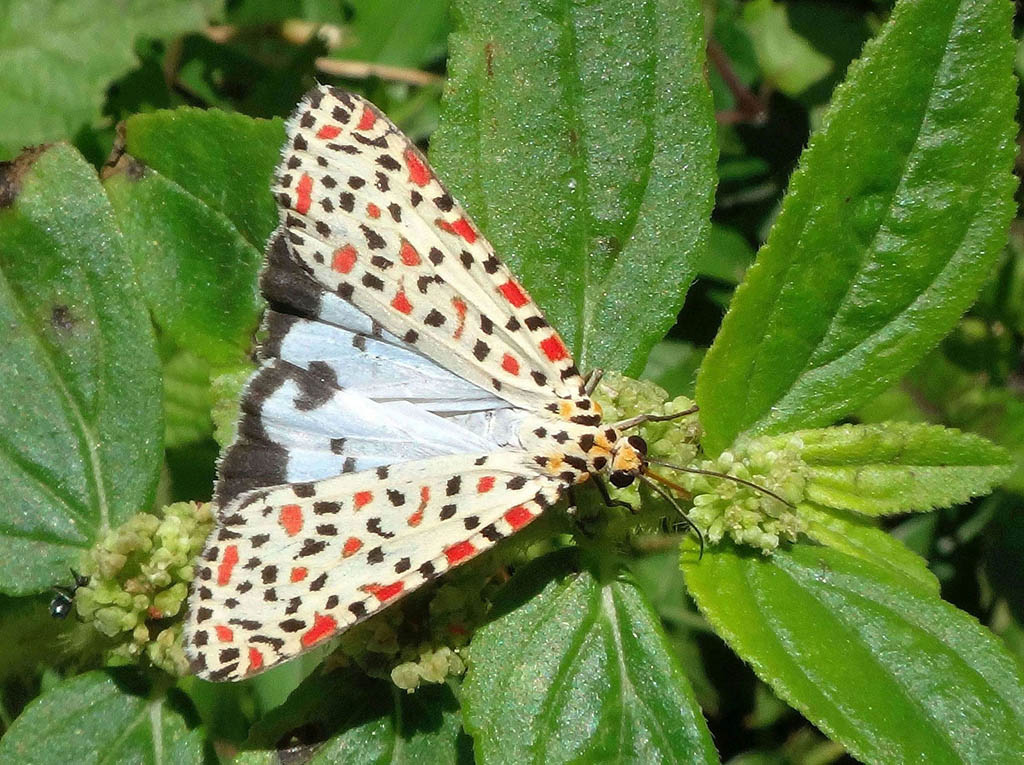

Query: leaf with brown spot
[{"left": 0, "top": 144, "right": 162, "bottom": 594}]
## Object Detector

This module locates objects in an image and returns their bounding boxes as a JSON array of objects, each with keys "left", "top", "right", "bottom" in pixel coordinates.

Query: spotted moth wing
[
  {"left": 185, "top": 452, "right": 562, "bottom": 680},
  {"left": 272, "top": 86, "right": 585, "bottom": 412},
  {"left": 184, "top": 86, "right": 604, "bottom": 682}
]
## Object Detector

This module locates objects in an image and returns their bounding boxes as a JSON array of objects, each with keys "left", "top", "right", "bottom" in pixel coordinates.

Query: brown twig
[
  {"left": 315, "top": 57, "right": 443, "bottom": 87},
  {"left": 707, "top": 38, "right": 768, "bottom": 125}
]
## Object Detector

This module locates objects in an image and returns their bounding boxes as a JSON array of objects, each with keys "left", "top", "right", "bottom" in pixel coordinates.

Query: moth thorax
[{"left": 608, "top": 434, "right": 648, "bottom": 488}]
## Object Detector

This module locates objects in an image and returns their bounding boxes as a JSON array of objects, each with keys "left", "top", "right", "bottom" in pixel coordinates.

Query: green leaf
[
  {"left": 0, "top": 0, "right": 213, "bottom": 159},
  {"left": 245, "top": 671, "right": 470, "bottom": 763},
  {"left": 790, "top": 422, "right": 1013, "bottom": 515},
  {"left": 641, "top": 339, "right": 705, "bottom": 398},
  {"left": 629, "top": 549, "right": 721, "bottom": 715},
  {"left": 0, "top": 145, "right": 162, "bottom": 594},
  {"left": 334, "top": 0, "right": 451, "bottom": 69},
  {"left": 432, "top": 0, "right": 716, "bottom": 375},
  {"left": 162, "top": 345, "right": 213, "bottom": 449},
  {"left": 861, "top": 349, "right": 1024, "bottom": 493},
  {"left": 461, "top": 551, "right": 717, "bottom": 764},
  {"left": 0, "top": 670, "right": 203, "bottom": 763},
  {"left": 225, "top": 0, "right": 347, "bottom": 24},
  {"left": 784, "top": 1, "right": 873, "bottom": 107},
  {"left": 800, "top": 504, "right": 939, "bottom": 594},
  {"left": 741, "top": 0, "right": 833, "bottom": 96},
  {"left": 120, "top": 109, "right": 282, "bottom": 247},
  {"left": 942, "top": 385, "right": 1024, "bottom": 493},
  {"left": 697, "top": 0, "right": 1017, "bottom": 454},
  {"left": 310, "top": 682, "right": 468, "bottom": 764},
  {"left": 105, "top": 109, "right": 283, "bottom": 363},
  {"left": 683, "top": 544, "right": 1024, "bottom": 763},
  {"left": 699, "top": 223, "right": 755, "bottom": 284}
]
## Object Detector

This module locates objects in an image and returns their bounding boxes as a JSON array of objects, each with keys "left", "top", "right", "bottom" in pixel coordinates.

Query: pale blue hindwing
[
  {"left": 255, "top": 357, "right": 523, "bottom": 481},
  {"left": 271, "top": 308, "right": 504, "bottom": 412},
  {"left": 216, "top": 231, "right": 526, "bottom": 504}
]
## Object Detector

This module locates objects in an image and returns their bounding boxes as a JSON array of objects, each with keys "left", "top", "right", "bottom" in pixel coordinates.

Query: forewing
[
  {"left": 261, "top": 230, "right": 507, "bottom": 415},
  {"left": 185, "top": 451, "right": 563, "bottom": 681},
  {"left": 272, "top": 85, "right": 585, "bottom": 410}
]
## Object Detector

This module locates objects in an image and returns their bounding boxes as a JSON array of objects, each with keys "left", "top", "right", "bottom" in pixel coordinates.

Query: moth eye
[
  {"left": 609, "top": 471, "right": 635, "bottom": 488},
  {"left": 626, "top": 435, "right": 647, "bottom": 455}
]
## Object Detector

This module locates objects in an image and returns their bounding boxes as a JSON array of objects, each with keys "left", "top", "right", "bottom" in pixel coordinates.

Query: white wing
[{"left": 186, "top": 452, "right": 563, "bottom": 680}]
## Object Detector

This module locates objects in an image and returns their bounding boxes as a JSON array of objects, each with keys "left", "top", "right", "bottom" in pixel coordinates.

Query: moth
[{"left": 183, "top": 86, "right": 750, "bottom": 681}]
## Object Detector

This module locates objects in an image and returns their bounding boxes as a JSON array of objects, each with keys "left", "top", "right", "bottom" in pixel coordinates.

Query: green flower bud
[
  {"left": 678, "top": 434, "right": 808, "bottom": 554},
  {"left": 390, "top": 646, "right": 466, "bottom": 692},
  {"left": 73, "top": 502, "right": 213, "bottom": 676}
]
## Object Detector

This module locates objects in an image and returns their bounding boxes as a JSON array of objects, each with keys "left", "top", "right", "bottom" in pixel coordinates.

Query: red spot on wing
[
  {"left": 391, "top": 290, "right": 413, "bottom": 314},
  {"left": 498, "top": 280, "right": 529, "bottom": 308},
  {"left": 357, "top": 108, "right": 376, "bottom": 131},
  {"left": 477, "top": 476, "right": 495, "bottom": 493},
  {"left": 342, "top": 537, "right": 363, "bottom": 557},
  {"left": 217, "top": 545, "right": 239, "bottom": 585},
  {"left": 504, "top": 505, "right": 535, "bottom": 530},
  {"left": 332, "top": 244, "right": 357, "bottom": 274},
  {"left": 540, "top": 335, "right": 570, "bottom": 362},
  {"left": 451, "top": 218, "right": 477, "bottom": 243},
  {"left": 295, "top": 173, "right": 313, "bottom": 215},
  {"left": 290, "top": 567, "right": 308, "bottom": 583},
  {"left": 300, "top": 612, "right": 338, "bottom": 647},
  {"left": 366, "top": 202, "right": 381, "bottom": 218},
  {"left": 501, "top": 354, "right": 520, "bottom": 375},
  {"left": 405, "top": 149, "right": 430, "bottom": 186},
  {"left": 248, "top": 647, "right": 264, "bottom": 672},
  {"left": 215, "top": 625, "right": 234, "bottom": 642},
  {"left": 452, "top": 298, "right": 467, "bottom": 339},
  {"left": 280, "top": 504, "right": 303, "bottom": 536},
  {"left": 316, "top": 124, "right": 342, "bottom": 139},
  {"left": 363, "top": 581, "right": 405, "bottom": 602},
  {"left": 409, "top": 486, "right": 429, "bottom": 526},
  {"left": 354, "top": 491, "right": 373, "bottom": 510},
  {"left": 445, "top": 540, "right": 477, "bottom": 565},
  {"left": 399, "top": 240, "right": 421, "bottom": 266},
  {"left": 436, "top": 218, "right": 477, "bottom": 244}
]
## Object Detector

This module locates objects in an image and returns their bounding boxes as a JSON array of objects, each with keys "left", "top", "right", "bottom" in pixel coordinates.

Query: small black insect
[{"left": 49, "top": 569, "right": 89, "bottom": 619}]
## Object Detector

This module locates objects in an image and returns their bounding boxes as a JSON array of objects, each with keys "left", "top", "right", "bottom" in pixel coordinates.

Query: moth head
[{"left": 608, "top": 434, "right": 647, "bottom": 488}]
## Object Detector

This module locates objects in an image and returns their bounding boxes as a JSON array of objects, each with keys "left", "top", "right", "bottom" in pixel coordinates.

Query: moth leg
[
  {"left": 565, "top": 485, "right": 579, "bottom": 516},
  {"left": 592, "top": 475, "right": 636, "bottom": 513},
  {"left": 583, "top": 368, "right": 604, "bottom": 396}
]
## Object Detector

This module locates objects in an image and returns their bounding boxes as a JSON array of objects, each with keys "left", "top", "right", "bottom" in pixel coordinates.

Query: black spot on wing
[
  {"left": 215, "top": 358, "right": 343, "bottom": 505},
  {"left": 259, "top": 232, "right": 324, "bottom": 326}
]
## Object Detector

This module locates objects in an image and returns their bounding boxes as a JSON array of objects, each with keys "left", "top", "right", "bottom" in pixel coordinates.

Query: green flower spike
[
  {"left": 673, "top": 434, "right": 808, "bottom": 554},
  {"left": 336, "top": 573, "right": 488, "bottom": 689},
  {"left": 594, "top": 372, "right": 808, "bottom": 553},
  {"left": 74, "top": 502, "right": 213, "bottom": 676}
]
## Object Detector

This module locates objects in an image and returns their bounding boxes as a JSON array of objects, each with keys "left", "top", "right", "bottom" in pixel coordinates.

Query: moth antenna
[
  {"left": 640, "top": 475, "right": 704, "bottom": 558},
  {"left": 612, "top": 405, "right": 699, "bottom": 432},
  {"left": 645, "top": 458, "right": 795, "bottom": 508}
]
